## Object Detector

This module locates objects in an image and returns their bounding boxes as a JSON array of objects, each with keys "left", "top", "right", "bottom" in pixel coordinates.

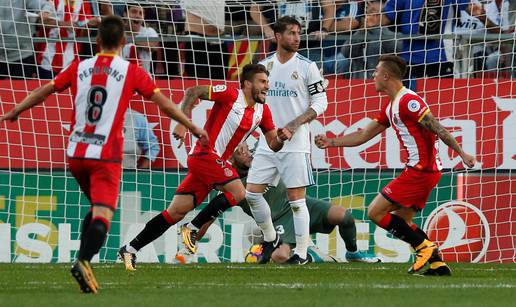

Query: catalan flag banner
[{"left": 226, "top": 40, "right": 260, "bottom": 80}]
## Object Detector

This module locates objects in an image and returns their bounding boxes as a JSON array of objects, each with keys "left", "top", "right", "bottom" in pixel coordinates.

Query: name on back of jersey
[{"left": 78, "top": 66, "right": 125, "bottom": 82}]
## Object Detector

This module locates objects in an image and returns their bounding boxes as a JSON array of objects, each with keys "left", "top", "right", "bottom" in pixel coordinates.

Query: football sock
[
  {"left": 79, "top": 211, "right": 93, "bottom": 252},
  {"left": 246, "top": 191, "right": 276, "bottom": 242},
  {"left": 190, "top": 192, "right": 238, "bottom": 230},
  {"left": 290, "top": 199, "right": 309, "bottom": 259},
  {"left": 338, "top": 209, "right": 358, "bottom": 252},
  {"left": 130, "top": 210, "right": 175, "bottom": 251},
  {"left": 78, "top": 217, "right": 109, "bottom": 262},
  {"left": 378, "top": 213, "right": 425, "bottom": 249},
  {"left": 412, "top": 224, "right": 443, "bottom": 263}
]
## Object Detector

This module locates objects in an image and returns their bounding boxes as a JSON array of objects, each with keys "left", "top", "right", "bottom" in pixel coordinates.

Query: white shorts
[{"left": 247, "top": 151, "right": 314, "bottom": 188}]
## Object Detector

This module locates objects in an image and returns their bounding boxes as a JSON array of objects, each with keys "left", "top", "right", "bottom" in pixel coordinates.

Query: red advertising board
[{"left": 0, "top": 78, "right": 515, "bottom": 169}]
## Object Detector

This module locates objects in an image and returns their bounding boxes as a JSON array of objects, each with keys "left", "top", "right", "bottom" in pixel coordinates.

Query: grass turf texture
[{"left": 0, "top": 263, "right": 515, "bottom": 307}]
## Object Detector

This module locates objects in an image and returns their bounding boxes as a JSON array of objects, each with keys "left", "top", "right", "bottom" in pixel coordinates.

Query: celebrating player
[
  {"left": 179, "top": 16, "right": 329, "bottom": 265},
  {"left": 0, "top": 15, "right": 207, "bottom": 293},
  {"left": 315, "top": 55, "right": 476, "bottom": 275},
  {"left": 118, "top": 64, "right": 288, "bottom": 271},
  {"left": 174, "top": 143, "right": 380, "bottom": 264}
]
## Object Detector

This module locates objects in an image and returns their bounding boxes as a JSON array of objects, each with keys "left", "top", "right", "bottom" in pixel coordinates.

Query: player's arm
[
  {"left": 0, "top": 83, "right": 56, "bottom": 124},
  {"left": 315, "top": 119, "right": 387, "bottom": 148},
  {"left": 151, "top": 91, "right": 208, "bottom": 143},
  {"left": 171, "top": 85, "right": 210, "bottom": 147},
  {"left": 419, "top": 111, "right": 476, "bottom": 168},
  {"left": 263, "top": 129, "right": 285, "bottom": 152}
]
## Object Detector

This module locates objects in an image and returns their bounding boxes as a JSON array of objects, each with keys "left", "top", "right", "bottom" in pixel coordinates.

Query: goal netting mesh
[{"left": 0, "top": 0, "right": 514, "bottom": 263}]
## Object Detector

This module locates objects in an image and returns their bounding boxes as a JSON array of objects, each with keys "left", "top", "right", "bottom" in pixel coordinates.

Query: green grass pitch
[{"left": 0, "top": 263, "right": 515, "bottom": 307}]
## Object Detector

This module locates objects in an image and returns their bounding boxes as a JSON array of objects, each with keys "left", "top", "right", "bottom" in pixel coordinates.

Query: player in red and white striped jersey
[
  {"left": 118, "top": 64, "right": 290, "bottom": 270},
  {"left": 315, "top": 55, "right": 476, "bottom": 276},
  {"left": 0, "top": 16, "right": 207, "bottom": 294}
]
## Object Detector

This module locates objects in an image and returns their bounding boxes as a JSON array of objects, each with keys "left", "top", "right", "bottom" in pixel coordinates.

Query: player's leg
[
  {"left": 246, "top": 153, "right": 282, "bottom": 263},
  {"left": 368, "top": 194, "right": 436, "bottom": 273},
  {"left": 324, "top": 205, "right": 380, "bottom": 263},
  {"left": 279, "top": 152, "right": 313, "bottom": 264}
]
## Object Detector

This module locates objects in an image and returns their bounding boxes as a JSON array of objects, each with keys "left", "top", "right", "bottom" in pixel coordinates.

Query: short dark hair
[
  {"left": 240, "top": 64, "right": 269, "bottom": 87},
  {"left": 378, "top": 55, "right": 407, "bottom": 79},
  {"left": 98, "top": 15, "right": 125, "bottom": 50},
  {"left": 273, "top": 16, "right": 302, "bottom": 34}
]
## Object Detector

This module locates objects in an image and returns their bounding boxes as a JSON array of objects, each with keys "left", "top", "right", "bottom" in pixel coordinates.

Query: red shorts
[
  {"left": 176, "top": 153, "right": 239, "bottom": 206},
  {"left": 381, "top": 167, "right": 441, "bottom": 210},
  {"left": 68, "top": 158, "right": 122, "bottom": 210}
]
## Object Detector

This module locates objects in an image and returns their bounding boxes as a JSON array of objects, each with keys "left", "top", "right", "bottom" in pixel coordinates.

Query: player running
[
  {"left": 174, "top": 143, "right": 380, "bottom": 264},
  {"left": 315, "top": 55, "right": 476, "bottom": 275},
  {"left": 0, "top": 16, "right": 207, "bottom": 293},
  {"left": 180, "top": 16, "right": 329, "bottom": 265},
  {"left": 118, "top": 64, "right": 289, "bottom": 270}
]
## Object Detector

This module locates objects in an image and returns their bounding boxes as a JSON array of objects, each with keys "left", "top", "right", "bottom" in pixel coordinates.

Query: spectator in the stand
[
  {"left": 35, "top": 0, "right": 100, "bottom": 79},
  {"left": 122, "top": 109, "right": 160, "bottom": 169},
  {"left": 369, "top": 0, "right": 484, "bottom": 85},
  {"left": 0, "top": 1, "right": 56, "bottom": 79},
  {"left": 342, "top": 0, "right": 399, "bottom": 79},
  {"left": 181, "top": 0, "right": 228, "bottom": 79},
  {"left": 250, "top": 0, "right": 361, "bottom": 74},
  {"left": 482, "top": 0, "right": 514, "bottom": 73},
  {"left": 121, "top": 3, "right": 161, "bottom": 74}
]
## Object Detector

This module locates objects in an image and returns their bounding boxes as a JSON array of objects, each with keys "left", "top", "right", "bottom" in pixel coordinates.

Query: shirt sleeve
[
  {"left": 399, "top": 95, "right": 431, "bottom": 123},
  {"left": 132, "top": 65, "right": 160, "bottom": 99},
  {"left": 306, "top": 62, "right": 328, "bottom": 116},
  {"left": 52, "top": 60, "right": 78, "bottom": 92},
  {"left": 383, "top": 0, "right": 400, "bottom": 24},
  {"left": 134, "top": 112, "right": 160, "bottom": 162},
  {"left": 373, "top": 102, "right": 391, "bottom": 127},
  {"left": 259, "top": 104, "right": 276, "bottom": 133},
  {"left": 208, "top": 85, "right": 239, "bottom": 105}
]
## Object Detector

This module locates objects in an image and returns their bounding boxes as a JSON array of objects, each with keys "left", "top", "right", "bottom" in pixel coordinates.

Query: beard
[{"left": 279, "top": 41, "right": 298, "bottom": 53}]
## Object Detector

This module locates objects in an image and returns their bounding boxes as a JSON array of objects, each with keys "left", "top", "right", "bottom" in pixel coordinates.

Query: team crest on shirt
[
  {"left": 224, "top": 168, "right": 234, "bottom": 177},
  {"left": 291, "top": 71, "right": 299, "bottom": 80},
  {"left": 213, "top": 85, "right": 227, "bottom": 93},
  {"left": 408, "top": 100, "right": 421, "bottom": 112},
  {"left": 267, "top": 61, "right": 273, "bottom": 71}
]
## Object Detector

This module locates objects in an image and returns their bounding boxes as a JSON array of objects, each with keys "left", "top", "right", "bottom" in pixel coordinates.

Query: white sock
[
  {"left": 290, "top": 199, "right": 309, "bottom": 259},
  {"left": 126, "top": 245, "right": 138, "bottom": 254},
  {"left": 186, "top": 222, "right": 199, "bottom": 231},
  {"left": 246, "top": 191, "right": 276, "bottom": 242}
]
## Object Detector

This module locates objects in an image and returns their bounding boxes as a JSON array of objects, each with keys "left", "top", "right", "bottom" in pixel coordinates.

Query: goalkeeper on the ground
[{"left": 174, "top": 143, "right": 379, "bottom": 264}]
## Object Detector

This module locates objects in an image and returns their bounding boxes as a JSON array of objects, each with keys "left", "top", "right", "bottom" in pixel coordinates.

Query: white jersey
[{"left": 257, "top": 52, "right": 328, "bottom": 153}]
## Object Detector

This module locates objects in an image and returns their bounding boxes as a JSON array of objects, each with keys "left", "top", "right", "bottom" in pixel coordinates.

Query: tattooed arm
[
  {"left": 283, "top": 108, "right": 318, "bottom": 137},
  {"left": 180, "top": 85, "right": 210, "bottom": 117},
  {"left": 419, "top": 112, "right": 476, "bottom": 168}
]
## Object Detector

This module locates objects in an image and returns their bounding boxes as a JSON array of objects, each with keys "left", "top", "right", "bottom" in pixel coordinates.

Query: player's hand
[
  {"left": 277, "top": 127, "right": 292, "bottom": 141},
  {"left": 314, "top": 134, "right": 330, "bottom": 149},
  {"left": 461, "top": 153, "right": 477, "bottom": 168},
  {"left": 191, "top": 126, "right": 209, "bottom": 147},
  {"left": 0, "top": 109, "right": 20, "bottom": 125},
  {"left": 172, "top": 124, "right": 187, "bottom": 148}
]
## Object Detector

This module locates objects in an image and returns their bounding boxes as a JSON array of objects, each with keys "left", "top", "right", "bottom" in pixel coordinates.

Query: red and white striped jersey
[
  {"left": 52, "top": 53, "right": 159, "bottom": 161},
  {"left": 375, "top": 87, "right": 443, "bottom": 172},
  {"left": 36, "top": 0, "right": 93, "bottom": 73},
  {"left": 190, "top": 85, "right": 276, "bottom": 161}
]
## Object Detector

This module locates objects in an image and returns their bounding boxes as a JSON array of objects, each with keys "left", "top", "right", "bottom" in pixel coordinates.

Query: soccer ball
[{"left": 244, "top": 244, "right": 263, "bottom": 263}]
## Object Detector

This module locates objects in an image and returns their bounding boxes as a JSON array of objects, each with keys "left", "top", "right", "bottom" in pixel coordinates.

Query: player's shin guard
[
  {"left": 190, "top": 192, "right": 238, "bottom": 230},
  {"left": 378, "top": 213, "right": 425, "bottom": 248},
  {"left": 246, "top": 191, "right": 276, "bottom": 242},
  {"left": 129, "top": 210, "right": 175, "bottom": 251},
  {"left": 78, "top": 217, "right": 109, "bottom": 262},
  {"left": 338, "top": 209, "right": 358, "bottom": 252},
  {"left": 290, "top": 199, "right": 309, "bottom": 259}
]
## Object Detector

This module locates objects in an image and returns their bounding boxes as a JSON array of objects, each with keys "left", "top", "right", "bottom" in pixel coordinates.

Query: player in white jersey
[
  {"left": 246, "top": 16, "right": 328, "bottom": 265},
  {"left": 0, "top": 16, "right": 207, "bottom": 293}
]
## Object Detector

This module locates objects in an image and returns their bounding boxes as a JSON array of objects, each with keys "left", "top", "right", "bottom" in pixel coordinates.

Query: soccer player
[
  {"left": 180, "top": 16, "right": 329, "bottom": 265},
  {"left": 174, "top": 143, "right": 380, "bottom": 264},
  {"left": 315, "top": 55, "right": 476, "bottom": 275},
  {"left": 0, "top": 15, "right": 207, "bottom": 293},
  {"left": 118, "top": 64, "right": 289, "bottom": 271}
]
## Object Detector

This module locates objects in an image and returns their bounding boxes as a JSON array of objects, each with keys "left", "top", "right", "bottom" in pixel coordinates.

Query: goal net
[{"left": 0, "top": 0, "right": 514, "bottom": 264}]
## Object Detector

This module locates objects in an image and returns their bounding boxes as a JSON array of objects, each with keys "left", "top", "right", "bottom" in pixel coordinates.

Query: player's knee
[{"left": 271, "top": 249, "right": 290, "bottom": 263}]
